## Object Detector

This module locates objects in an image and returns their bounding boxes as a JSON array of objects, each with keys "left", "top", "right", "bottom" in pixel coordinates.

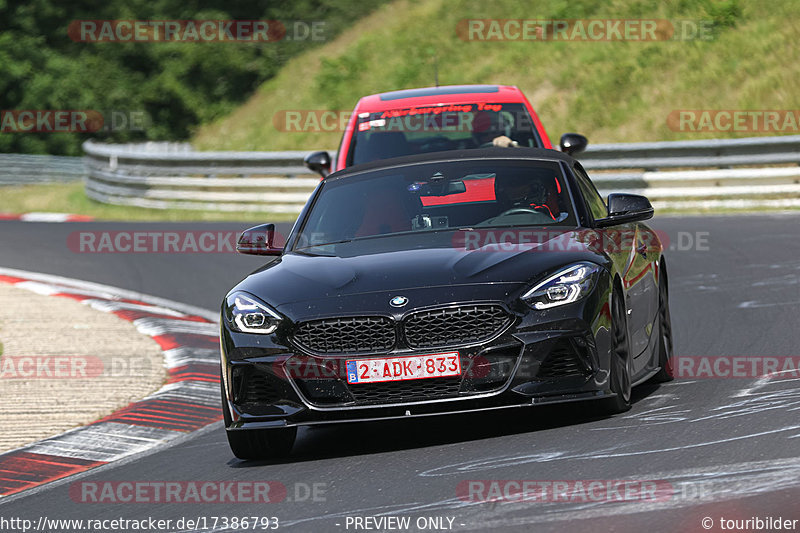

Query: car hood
[{"left": 231, "top": 230, "right": 602, "bottom": 316}]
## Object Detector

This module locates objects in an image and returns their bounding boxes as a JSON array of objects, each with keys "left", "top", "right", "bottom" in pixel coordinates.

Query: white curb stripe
[
  {"left": 0, "top": 267, "right": 218, "bottom": 322},
  {"left": 133, "top": 317, "right": 219, "bottom": 337},
  {"left": 83, "top": 299, "right": 187, "bottom": 317},
  {"left": 0, "top": 268, "right": 223, "bottom": 497},
  {"left": 24, "top": 422, "right": 181, "bottom": 463}
]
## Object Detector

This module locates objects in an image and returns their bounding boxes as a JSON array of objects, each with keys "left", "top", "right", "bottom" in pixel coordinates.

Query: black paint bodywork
[{"left": 220, "top": 148, "right": 667, "bottom": 430}]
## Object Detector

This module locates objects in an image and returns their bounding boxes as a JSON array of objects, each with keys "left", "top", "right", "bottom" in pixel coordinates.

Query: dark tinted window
[
  {"left": 379, "top": 85, "right": 499, "bottom": 100},
  {"left": 295, "top": 160, "right": 575, "bottom": 251},
  {"left": 348, "top": 103, "right": 542, "bottom": 166},
  {"left": 573, "top": 164, "right": 607, "bottom": 221}
]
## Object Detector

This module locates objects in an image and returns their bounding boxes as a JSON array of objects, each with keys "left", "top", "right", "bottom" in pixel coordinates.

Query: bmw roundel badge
[{"left": 390, "top": 296, "right": 409, "bottom": 307}]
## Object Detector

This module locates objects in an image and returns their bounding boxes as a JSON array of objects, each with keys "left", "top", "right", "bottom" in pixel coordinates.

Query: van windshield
[{"left": 347, "top": 103, "right": 542, "bottom": 166}]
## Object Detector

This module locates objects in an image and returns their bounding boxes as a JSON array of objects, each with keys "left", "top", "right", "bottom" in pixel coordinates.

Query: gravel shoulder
[{"left": 0, "top": 283, "right": 165, "bottom": 452}]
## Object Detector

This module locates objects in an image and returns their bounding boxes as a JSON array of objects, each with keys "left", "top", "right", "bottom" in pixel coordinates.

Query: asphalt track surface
[{"left": 1, "top": 214, "right": 799, "bottom": 532}]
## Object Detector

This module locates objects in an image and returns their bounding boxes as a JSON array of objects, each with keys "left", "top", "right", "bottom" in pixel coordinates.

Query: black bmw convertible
[{"left": 220, "top": 148, "right": 674, "bottom": 459}]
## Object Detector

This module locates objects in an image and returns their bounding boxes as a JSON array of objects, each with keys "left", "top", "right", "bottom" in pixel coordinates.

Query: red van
[{"left": 304, "top": 84, "right": 587, "bottom": 176}]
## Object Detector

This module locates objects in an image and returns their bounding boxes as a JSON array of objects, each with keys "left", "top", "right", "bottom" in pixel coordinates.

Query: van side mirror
[
  {"left": 559, "top": 133, "right": 588, "bottom": 156},
  {"left": 304, "top": 151, "right": 331, "bottom": 177}
]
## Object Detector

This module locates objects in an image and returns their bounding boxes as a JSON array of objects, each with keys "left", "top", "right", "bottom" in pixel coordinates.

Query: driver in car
[
  {"left": 494, "top": 175, "right": 556, "bottom": 220},
  {"left": 473, "top": 110, "right": 520, "bottom": 148}
]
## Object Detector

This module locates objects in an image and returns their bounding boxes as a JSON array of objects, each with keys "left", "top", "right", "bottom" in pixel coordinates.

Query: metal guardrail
[
  {"left": 78, "top": 135, "right": 800, "bottom": 213},
  {"left": 580, "top": 135, "right": 800, "bottom": 169},
  {"left": 0, "top": 153, "right": 86, "bottom": 185},
  {"left": 582, "top": 136, "right": 800, "bottom": 210},
  {"left": 83, "top": 141, "right": 323, "bottom": 212}
]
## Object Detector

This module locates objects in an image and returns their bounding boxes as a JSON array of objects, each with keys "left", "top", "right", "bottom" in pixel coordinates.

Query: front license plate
[{"left": 346, "top": 352, "right": 461, "bottom": 384}]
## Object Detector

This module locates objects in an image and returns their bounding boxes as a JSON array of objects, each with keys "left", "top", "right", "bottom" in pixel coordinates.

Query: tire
[
  {"left": 650, "top": 268, "right": 675, "bottom": 383},
  {"left": 599, "top": 286, "right": 633, "bottom": 414},
  {"left": 220, "top": 369, "right": 296, "bottom": 460}
]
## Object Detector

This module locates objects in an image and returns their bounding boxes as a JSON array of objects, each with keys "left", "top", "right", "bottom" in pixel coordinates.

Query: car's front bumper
[{"left": 220, "top": 301, "right": 615, "bottom": 430}]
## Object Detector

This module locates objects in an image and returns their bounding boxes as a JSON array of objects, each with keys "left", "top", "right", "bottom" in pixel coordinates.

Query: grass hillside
[{"left": 193, "top": 0, "right": 800, "bottom": 151}]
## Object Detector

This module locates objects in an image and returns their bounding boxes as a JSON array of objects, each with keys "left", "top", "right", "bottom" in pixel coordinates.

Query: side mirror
[
  {"left": 237, "top": 224, "right": 282, "bottom": 256},
  {"left": 559, "top": 133, "right": 588, "bottom": 156},
  {"left": 595, "top": 193, "right": 654, "bottom": 227},
  {"left": 304, "top": 151, "right": 331, "bottom": 177}
]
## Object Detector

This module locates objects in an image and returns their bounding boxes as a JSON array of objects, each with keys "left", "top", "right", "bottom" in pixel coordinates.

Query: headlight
[
  {"left": 224, "top": 291, "right": 282, "bottom": 334},
  {"left": 522, "top": 262, "right": 601, "bottom": 310}
]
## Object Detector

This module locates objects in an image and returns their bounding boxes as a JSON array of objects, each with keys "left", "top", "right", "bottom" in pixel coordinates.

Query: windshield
[
  {"left": 294, "top": 160, "right": 575, "bottom": 252},
  {"left": 347, "top": 103, "right": 542, "bottom": 166}
]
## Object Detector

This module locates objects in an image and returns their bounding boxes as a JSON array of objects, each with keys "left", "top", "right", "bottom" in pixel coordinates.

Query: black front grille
[
  {"left": 293, "top": 316, "right": 396, "bottom": 354},
  {"left": 404, "top": 305, "right": 511, "bottom": 349},
  {"left": 347, "top": 377, "right": 462, "bottom": 405},
  {"left": 537, "top": 339, "right": 591, "bottom": 378}
]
